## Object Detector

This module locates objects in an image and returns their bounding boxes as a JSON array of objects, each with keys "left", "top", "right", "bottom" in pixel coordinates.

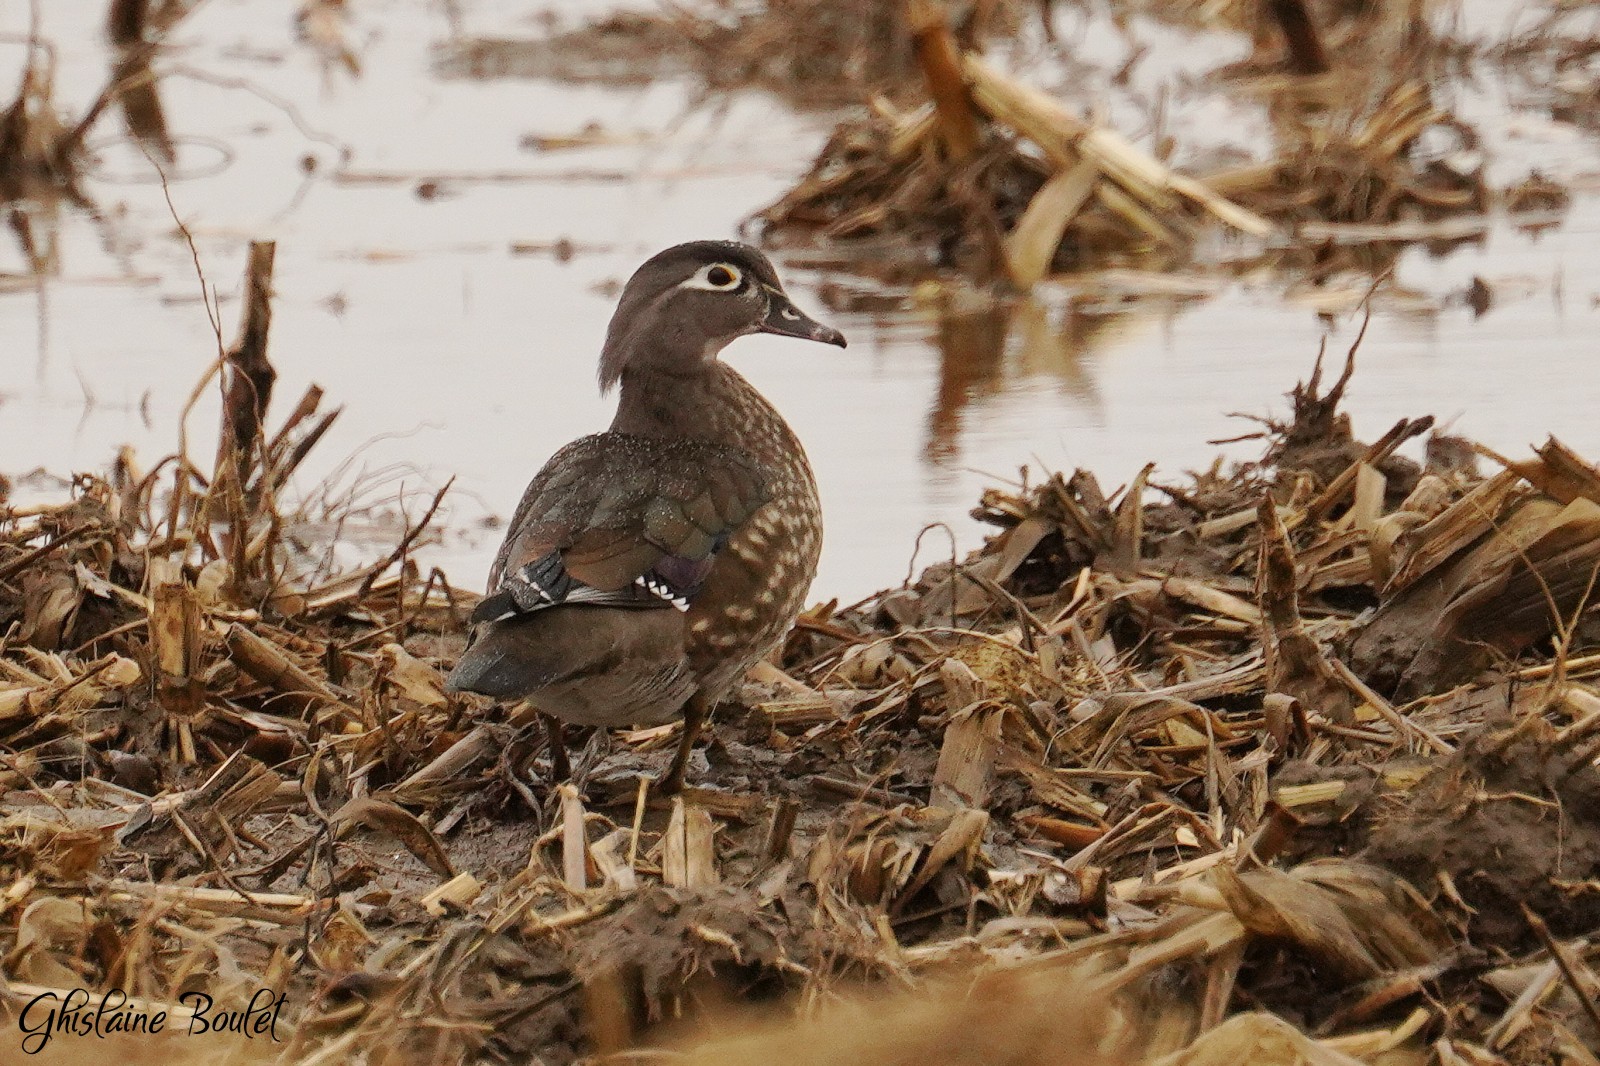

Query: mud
[{"left": 1365, "top": 713, "right": 1600, "bottom": 952}]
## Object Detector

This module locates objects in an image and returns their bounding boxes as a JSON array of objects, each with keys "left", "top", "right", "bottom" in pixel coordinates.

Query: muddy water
[{"left": 3, "top": 1, "right": 1599, "bottom": 600}]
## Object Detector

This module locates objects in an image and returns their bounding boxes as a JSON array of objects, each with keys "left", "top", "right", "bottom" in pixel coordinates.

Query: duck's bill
[{"left": 760, "top": 291, "right": 847, "bottom": 348}]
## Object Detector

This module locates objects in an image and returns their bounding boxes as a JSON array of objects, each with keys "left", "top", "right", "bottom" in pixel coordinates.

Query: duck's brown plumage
[{"left": 446, "top": 241, "right": 841, "bottom": 748}]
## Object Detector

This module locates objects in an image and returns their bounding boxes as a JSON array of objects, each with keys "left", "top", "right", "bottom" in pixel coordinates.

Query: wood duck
[{"left": 446, "top": 241, "right": 845, "bottom": 790}]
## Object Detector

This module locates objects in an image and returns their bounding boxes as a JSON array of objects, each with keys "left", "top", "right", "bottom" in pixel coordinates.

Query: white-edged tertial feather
[{"left": 636, "top": 574, "right": 691, "bottom": 611}]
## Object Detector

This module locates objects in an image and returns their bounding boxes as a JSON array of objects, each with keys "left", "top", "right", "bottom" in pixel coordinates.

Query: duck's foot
[
  {"left": 542, "top": 712, "right": 571, "bottom": 781},
  {"left": 658, "top": 696, "right": 709, "bottom": 795}
]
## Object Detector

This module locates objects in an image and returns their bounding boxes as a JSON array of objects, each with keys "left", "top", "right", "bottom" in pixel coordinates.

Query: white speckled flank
[{"left": 683, "top": 362, "right": 822, "bottom": 703}]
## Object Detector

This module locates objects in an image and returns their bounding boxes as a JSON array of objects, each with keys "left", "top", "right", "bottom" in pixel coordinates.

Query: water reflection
[
  {"left": 5, "top": 196, "right": 60, "bottom": 280},
  {"left": 1, "top": 0, "right": 192, "bottom": 278},
  {"left": 925, "top": 299, "right": 1009, "bottom": 463},
  {"left": 0, "top": 49, "right": 83, "bottom": 278},
  {"left": 105, "top": 1, "right": 201, "bottom": 167},
  {"left": 2, "top": 3, "right": 191, "bottom": 381},
  {"left": 923, "top": 293, "right": 1201, "bottom": 465},
  {"left": 108, "top": 50, "right": 175, "bottom": 169}
]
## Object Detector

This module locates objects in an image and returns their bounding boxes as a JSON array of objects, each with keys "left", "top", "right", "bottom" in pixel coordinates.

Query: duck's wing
[{"left": 470, "top": 433, "right": 772, "bottom": 625}]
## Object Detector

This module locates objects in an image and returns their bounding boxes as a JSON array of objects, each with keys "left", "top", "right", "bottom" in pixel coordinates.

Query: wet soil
[{"left": 1365, "top": 713, "right": 1600, "bottom": 953}]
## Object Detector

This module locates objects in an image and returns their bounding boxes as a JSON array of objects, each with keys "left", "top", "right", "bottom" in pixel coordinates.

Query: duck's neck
[{"left": 611, "top": 362, "right": 728, "bottom": 440}]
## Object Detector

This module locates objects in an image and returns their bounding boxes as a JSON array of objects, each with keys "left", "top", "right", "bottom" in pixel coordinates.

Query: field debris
[
  {"left": 753, "top": 5, "right": 1274, "bottom": 286},
  {"left": 434, "top": 0, "right": 1579, "bottom": 290},
  {"left": 657, "top": 0, "right": 1030, "bottom": 109},
  {"left": 435, "top": 0, "right": 1031, "bottom": 110},
  {"left": 748, "top": 1, "right": 1568, "bottom": 287},
  {"left": 3, "top": 239, "right": 1600, "bottom": 1066}
]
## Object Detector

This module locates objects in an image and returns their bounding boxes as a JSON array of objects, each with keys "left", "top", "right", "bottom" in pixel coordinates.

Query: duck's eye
[{"left": 683, "top": 263, "right": 744, "bottom": 291}]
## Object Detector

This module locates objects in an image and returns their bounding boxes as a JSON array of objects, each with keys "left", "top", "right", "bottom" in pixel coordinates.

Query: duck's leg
[
  {"left": 659, "top": 692, "right": 710, "bottom": 794},
  {"left": 541, "top": 712, "right": 571, "bottom": 781}
]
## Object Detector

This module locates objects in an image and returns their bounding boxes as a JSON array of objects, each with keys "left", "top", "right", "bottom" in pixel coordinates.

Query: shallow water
[{"left": 3, "top": 0, "right": 1599, "bottom": 600}]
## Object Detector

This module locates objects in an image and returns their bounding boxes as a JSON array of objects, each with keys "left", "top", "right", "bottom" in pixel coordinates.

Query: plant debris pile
[{"left": 751, "top": 10, "right": 1278, "bottom": 286}]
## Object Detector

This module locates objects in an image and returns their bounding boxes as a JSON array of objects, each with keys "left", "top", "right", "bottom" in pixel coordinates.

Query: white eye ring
[{"left": 681, "top": 263, "right": 743, "bottom": 291}]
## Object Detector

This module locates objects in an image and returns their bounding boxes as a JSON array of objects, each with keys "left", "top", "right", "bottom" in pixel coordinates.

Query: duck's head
[{"left": 598, "top": 240, "right": 846, "bottom": 392}]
